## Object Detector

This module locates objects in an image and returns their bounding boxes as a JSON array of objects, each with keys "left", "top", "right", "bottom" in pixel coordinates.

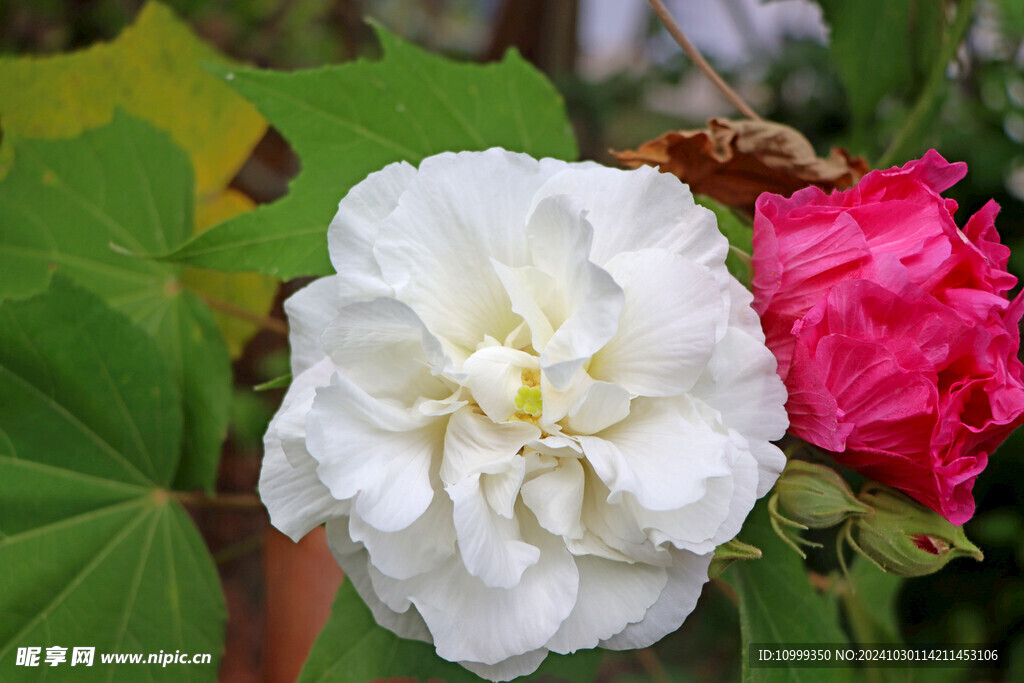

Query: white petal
[
  {"left": 459, "top": 649, "right": 548, "bottom": 682},
  {"left": 590, "top": 249, "right": 725, "bottom": 397},
  {"left": 375, "top": 150, "right": 565, "bottom": 349},
  {"left": 440, "top": 407, "right": 539, "bottom": 485},
  {"left": 577, "top": 398, "right": 732, "bottom": 511},
  {"left": 325, "top": 519, "right": 431, "bottom": 643},
  {"left": 483, "top": 456, "right": 527, "bottom": 519},
  {"left": 532, "top": 164, "right": 727, "bottom": 269},
  {"left": 258, "top": 436, "right": 348, "bottom": 542},
  {"left": 726, "top": 276, "right": 767, "bottom": 342},
  {"left": 546, "top": 555, "right": 667, "bottom": 654},
  {"left": 691, "top": 326, "right": 789, "bottom": 441},
  {"left": 565, "top": 380, "right": 632, "bottom": 435},
  {"left": 600, "top": 549, "right": 712, "bottom": 650},
  {"left": 449, "top": 474, "right": 539, "bottom": 589},
  {"left": 408, "top": 516, "right": 579, "bottom": 665},
  {"left": 270, "top": 357, "right": 336, "bottom": 468},
  {"left": 328, "top": 160, "right": 416, "bottom": 300},
  {"left": 751, "top": 438, "right": 787, "bottom": 497},
  {"left": 521, "top": 457, "right": 585, "bottom": 538},
  {"left": 463, "top": 346, "right": 539, "bottom": 423},
  {"left": 624, "top": 449, "right": 751, "bottom": 555},
  {"left": 320, "top": 297, "right": 452, "bottom": 403},
  {"left": 525, "top": 195, "right": 625, "bottom": 390},
  {"left": 348, "top": 489, "right": 456, "bottom": 580},
  {"left": 578, "top": 465, "right": 672, "bottom": 566},
  {"left": 283, "top": 275, "right": 342, "bottom": 377},
  {"left": 306, "top": 374, "right": 444, "bottom": 532},
  {"left": 492, "top": 261, "right": 557, "bottom": 351}
]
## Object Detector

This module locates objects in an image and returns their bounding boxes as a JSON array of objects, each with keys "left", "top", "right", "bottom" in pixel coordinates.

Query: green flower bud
[
  {"left": 843, "top": 484, "right": 984, "bottom": 577},
  {"left": 774, "top": 459, "right": 871, "bottom": 529},
  {"left": 708, "top": 538, "right": 762, "bottom": 579}
]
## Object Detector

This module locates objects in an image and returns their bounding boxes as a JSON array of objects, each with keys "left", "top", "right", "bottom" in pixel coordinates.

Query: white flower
[{"left": 260, "top": 149, "right": 788, "bottom": 681}]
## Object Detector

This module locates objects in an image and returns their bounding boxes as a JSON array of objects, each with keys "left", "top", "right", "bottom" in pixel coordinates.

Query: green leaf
[
  {"left": 164, "top": 23, "right": 579, "bottom": 279},
  {"left": 0, "top": 277, "right": 224, "bottom": 680},
  {"left": 695, "top": 194, "right": 753, "bottom": 285},
  {"left": 815, "top": 0, "right": 944, "bottom": 149},
  {"left": 842, "top": 556, "right": 903, "bottom": 643},
  {"left": 0, "top": 1, "right": 277, "bottom": 359},
  {"left": 0, "top": 112, "right": 231, "bottom": 491},
  {"left": 301, "top": 579, "right": 603, "bottom": 683},
  {"left": 723, "top": 500, "right": 853, "bottom": 683},
  {"left": 0, "top": 1, "right": 265, "bottom": 199}
]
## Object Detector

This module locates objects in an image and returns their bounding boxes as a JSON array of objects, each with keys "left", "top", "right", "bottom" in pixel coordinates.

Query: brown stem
[
  {"left": 172, "top": 491, "right": 265, "bottom": 510},
  {"left": 646, "top": 0, "right": 762, "bottom": 121},
  {"left": 197, "top": 291, "right": 289, "bottom": 336}
]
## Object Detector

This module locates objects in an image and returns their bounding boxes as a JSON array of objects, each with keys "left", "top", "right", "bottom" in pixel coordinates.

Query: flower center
[
  {"left": 514, "top": 386, "right": 543, "bottom": 416},
  {"left": 512, "top": 367, "right": 543, "bottom": 420}
]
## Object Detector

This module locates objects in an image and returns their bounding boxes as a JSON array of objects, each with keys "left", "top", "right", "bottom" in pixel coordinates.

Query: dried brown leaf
[{"left": 614, "top": 118, "right": 868, "bottom": 212}]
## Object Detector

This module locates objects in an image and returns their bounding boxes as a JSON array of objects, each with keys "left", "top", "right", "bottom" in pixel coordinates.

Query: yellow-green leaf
[
  {"left": 0, "top": 1, "right": 265, "bottom": 199},
  {"left": 0, "top": 1, "right": 278, "bottom": 357}
]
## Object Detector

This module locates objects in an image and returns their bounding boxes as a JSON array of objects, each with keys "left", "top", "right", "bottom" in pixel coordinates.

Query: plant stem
[
  {"left": 876, "top": 0, "right": 978, "bottom": 169},
  {"left": 197, "top": 290, "right": 289, "bottom": 336},
  {"left": 172, "top": 491, "right": 264, "bottom": 510},
  {"left": 213, "top": 534, "right": 266, "bottom": 564},
  {"left": 646, "top": 0, "right": 762, "bottom": 121}
]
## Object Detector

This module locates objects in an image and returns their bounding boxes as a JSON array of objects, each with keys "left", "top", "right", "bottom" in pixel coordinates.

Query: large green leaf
[
  {"left": 724, "top": 500, "right": 853, "bottom": 683},
  {"left": 163, "top": 24, "right": 579, "bottom": 279},
  {"left": 301, "top": 579, "right": 604, "bottom": 683},
  {"left": 815, "top": 0, "right": 944, "bottom": 150},
  {"left": 0, "top": 112, "right": 231, "bottom": 491},
  {"left": 0, "top": 277, "right": 224, "bottom": 680},
  {"left": 0, "top": 1, "right": 265, "bottom": 200},
  {"left": 0, "top": 1, "right": 277, "bottom": 359}
]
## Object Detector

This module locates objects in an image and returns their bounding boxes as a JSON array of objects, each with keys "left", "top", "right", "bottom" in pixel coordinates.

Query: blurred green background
[{"left": 2, "top": 0, "right": 1023, "bottom": 680}]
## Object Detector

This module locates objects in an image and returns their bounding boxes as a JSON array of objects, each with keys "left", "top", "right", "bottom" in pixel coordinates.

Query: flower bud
[
  {"left": 774, "top": 459, "right": 871, "bottom": 529},
  {"left": 708, "top": 538, "right": 762, "bottom": 579},
  {"left": 844, "top": 484, "right": 984, "bottom": 577}
]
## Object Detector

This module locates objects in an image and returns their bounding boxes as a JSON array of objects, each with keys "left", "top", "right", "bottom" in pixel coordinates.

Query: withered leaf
[{"left": 614, "top": 118, "right": 868, "bottom": 212}]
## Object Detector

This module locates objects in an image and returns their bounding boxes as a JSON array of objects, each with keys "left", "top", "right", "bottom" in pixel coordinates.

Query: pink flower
[{"left": 752, "top": 150, "right": 1024, "bottom": 525}]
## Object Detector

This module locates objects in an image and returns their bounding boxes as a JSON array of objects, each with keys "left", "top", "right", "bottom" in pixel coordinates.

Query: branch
[
  {"left": 647, "top": 0, "right": 762, "bottom": 121},
  {"left": 172, "top": 491, "right": 265, "bottom": 510},
  {"left": 197, "top": 290, "right": 289, "bottom": 337}
]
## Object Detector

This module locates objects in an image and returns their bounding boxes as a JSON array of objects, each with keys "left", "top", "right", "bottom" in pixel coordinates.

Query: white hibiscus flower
[{"left": 260, "top": 149, "right": 788, "bottom": 681}]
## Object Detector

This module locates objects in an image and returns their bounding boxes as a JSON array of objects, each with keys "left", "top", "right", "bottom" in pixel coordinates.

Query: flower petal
[
  {"left": 320, "top": 297, "right": 452, "bottom": 403},
  {"left": 449, "top": 475, "right": 539, "bottom": 589},
  {"left": 564, "top": 380, "right": 632, "bottom": 435},
  {"left": 259, "top": 437, "right": 348, "bottom": 542},
  {"left": 459, "top": 649, "right": 548, "bottom": 682},
  {"left": 463, "top": 346, "right": 539, "bottom": 423},
  {"left": 375, "top": 150, "right": 565, "bottom": 349},
  {"left": 283, "top": 275, "right": 343, "bottom": 377},
  {"left": 524, "top": 195, "right": 625, "bottom": 389},
  {"left": 328, "top": 160, "right": 416, "bottom": 300},
  {"left": 690, "top": 326, "right": 789, "bottom": 441},
  {"left": 325, "top": 519, "right": 431, "bottom": 643},
  {"left": 348, "top": 488, "right": 456, "bottom": 581},
  {"left": 307, "top": 373, "right": 444, "bottom": 532},
  {"left": 521, "top": 457, "right": 586, "bottom": 538},
  {"left": 578, "top": 397, "right": 732, "bottom": 511},
  {"left": 408, "top": 517, "right": 579, "bottom": 665},
  {"left": 591, "top": 249, "right": 726, "bottom": 396},
  {"left": 546, "top": 555, "right": 667, "bottom": 654},
  {"left": 440, "top": 407, "right": 539, "bottom": 484},
  {"left": 532, "top": 164, "right": 726, "bottom": 269},
  {"left": 600, "top": 549, "right": 712, "bottom": 650}
]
